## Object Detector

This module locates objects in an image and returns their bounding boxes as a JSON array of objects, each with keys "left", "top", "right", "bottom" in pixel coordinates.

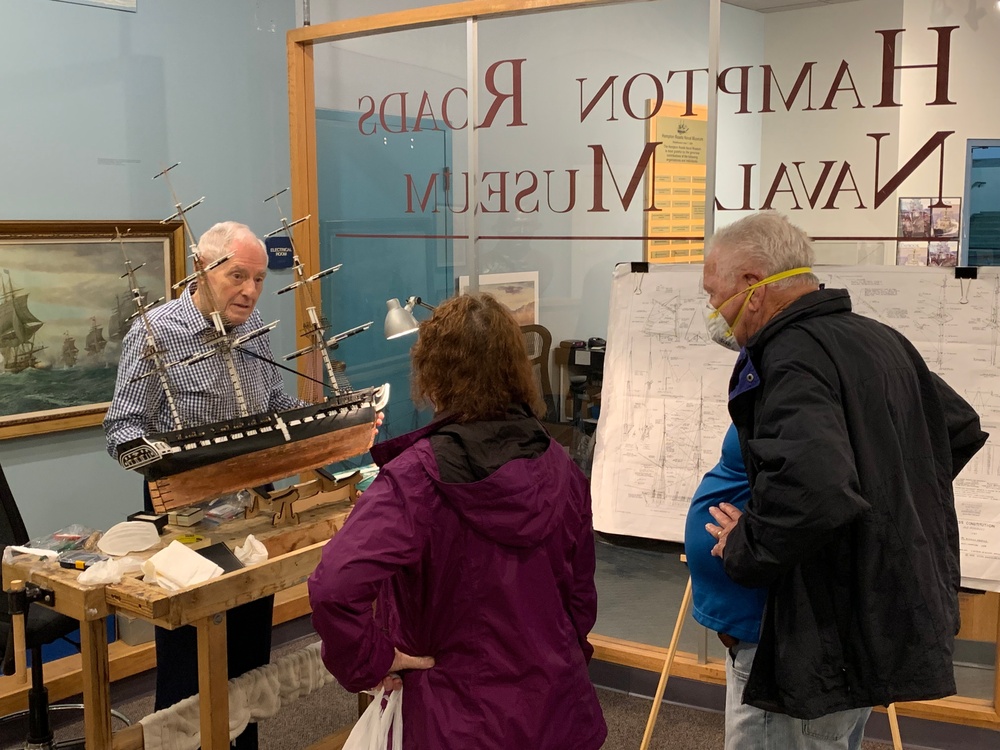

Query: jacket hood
[
  {"left": 373, "top": 412, "right": 572, "bottom": 550},
  {"left": 419, "top": 437, "right": 570, "bottom": 549}
]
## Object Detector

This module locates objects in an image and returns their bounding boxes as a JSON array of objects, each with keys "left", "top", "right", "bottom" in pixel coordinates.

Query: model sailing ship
[{"left": 115, "top": 170, "right": 388, "bottom": 512}]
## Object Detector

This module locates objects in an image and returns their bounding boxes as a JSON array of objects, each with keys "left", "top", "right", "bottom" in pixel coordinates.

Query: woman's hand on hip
[{"left": 378, "top": 647, "right": 435, "bottom": 691}]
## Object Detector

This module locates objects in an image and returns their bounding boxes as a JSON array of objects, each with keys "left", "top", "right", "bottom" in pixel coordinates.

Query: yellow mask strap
[{"left": 711, "top": 266, "right": 813, "bottom": 317}]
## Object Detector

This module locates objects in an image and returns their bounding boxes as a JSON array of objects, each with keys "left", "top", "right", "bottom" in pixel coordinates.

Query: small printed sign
[{"left": 265, "top": 236, "right": 294, "bottom": 270}]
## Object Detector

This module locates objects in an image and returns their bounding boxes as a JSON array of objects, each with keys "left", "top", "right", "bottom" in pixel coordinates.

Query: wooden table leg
[
  {"left": 9, "top": 580, "right": 27, "bottom": 684},
  {"left": 80, "top": 616, "right": 113, "bottom": 750},
  {"left": 197, "top": 612, "right": 230, "bottom": 750}
]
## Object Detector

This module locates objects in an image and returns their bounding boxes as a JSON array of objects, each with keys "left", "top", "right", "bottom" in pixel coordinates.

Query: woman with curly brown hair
[{"left": 309, "top": 293, "right": 607, "bottom": 749}]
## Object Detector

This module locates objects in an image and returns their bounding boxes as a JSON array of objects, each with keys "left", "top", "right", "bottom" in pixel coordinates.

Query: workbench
[{"left": 2, "top": 499, "right": 354, "bottom": 749}]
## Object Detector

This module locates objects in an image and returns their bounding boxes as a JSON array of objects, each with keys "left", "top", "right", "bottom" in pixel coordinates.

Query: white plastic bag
[{"left": 342, "top": 687, "right": 403, "bottom": 750}]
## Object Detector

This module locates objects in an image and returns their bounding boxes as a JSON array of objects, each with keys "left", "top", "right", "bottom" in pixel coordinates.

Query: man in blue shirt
[
  {"left": 684, "top": 424, "right": 767, "bottom": 750},
  {"left": 105, "top": 221, "right": 297, "bottom": 750}
]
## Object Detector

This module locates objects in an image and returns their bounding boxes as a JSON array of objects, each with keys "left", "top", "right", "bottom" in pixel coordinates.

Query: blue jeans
[{"left": 726, "top": 641, "right": 872, "bottom": 750}]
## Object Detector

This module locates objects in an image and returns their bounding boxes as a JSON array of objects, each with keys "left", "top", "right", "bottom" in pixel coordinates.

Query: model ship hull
[{"left": 117, "top": 386, "right": 383, "bottom": 512}]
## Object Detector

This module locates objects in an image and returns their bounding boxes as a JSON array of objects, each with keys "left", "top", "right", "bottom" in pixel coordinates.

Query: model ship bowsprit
[{"left": 115, "top": 175, "right": 388, "bottom": 513}]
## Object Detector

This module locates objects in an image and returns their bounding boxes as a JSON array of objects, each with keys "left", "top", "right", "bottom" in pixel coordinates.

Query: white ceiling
[{"left": 724, "top": 0, "right": 863, "bottom": 12}]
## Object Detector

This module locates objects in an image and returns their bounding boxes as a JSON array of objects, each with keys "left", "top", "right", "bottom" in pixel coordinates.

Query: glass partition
[
  {"left": 715, "top": 0, "right": 996, "bottom": 705},
  {"left": 477, "top": 0, "right": 720, "bottom": 660},
  {"left": 312, "top": 25, "right": 466, "bottom": 452},
  {"left": 294, "top": 0, "right": 1000, "bottom": 722}
]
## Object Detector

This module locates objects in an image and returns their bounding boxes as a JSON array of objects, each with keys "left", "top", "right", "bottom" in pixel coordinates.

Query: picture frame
[
  {"left": 457, "top": 271, "right": 539, "bottom": 325},
  {"left": 928, "top": 240, "right": 959, "bottom": 267},
  {"left": 930, "top": 197, "right": 961, "bottom": 238},
  {"left": 897, "top": 197, "right": 931, "bottom": 238},
  {"left": 0, "top": 220, "right": 184, "bottom": 440},
  {"left": 895, "top": 240, "right": 928, "bottom": 266},
  {"left": 52, "top": 0, "right": 137, "bottom": 11}
]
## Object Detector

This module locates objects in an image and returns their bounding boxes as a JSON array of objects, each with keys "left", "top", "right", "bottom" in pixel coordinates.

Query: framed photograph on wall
[
  {"left": 896, "top": 241, "right": 928, "bottom": 266},
  {"left": 457, "top": 271, "right": 539, "bottom": 326},
  {"left": 898, "top": 198, "right": 931, "bottom": 238},
  {"left": 931, "top": 198, "right": 961, "bottom": 238},
  {"left": 896, "top": 241, "right": 927, "bottom": 266},
  {"left": 929, "top": 240, "right": 959, "bottom": 267},
  {"left": 0, "top": 220, "right": 184, "bottom": 440}
]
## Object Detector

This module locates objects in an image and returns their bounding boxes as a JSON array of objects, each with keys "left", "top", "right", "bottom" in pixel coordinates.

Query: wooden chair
[
  {"left": 521, "top": 324, "right": 583, "bottom": 449},
  {"left": 520, "top": 324, "right": 559, "bottom": 423}
]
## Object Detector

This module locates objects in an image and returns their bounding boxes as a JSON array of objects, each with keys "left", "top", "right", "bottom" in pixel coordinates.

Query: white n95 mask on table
[{"left": 97, "top": 521, "right": 161, "bottom": 557}]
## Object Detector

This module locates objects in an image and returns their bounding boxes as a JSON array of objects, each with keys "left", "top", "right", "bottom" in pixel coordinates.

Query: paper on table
[{"left": 142, "top": 540, "right": 223, "bottom": 591}]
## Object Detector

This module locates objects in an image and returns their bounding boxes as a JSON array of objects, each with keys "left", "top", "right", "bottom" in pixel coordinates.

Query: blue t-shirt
[{"left": 683, "top": 424, "right": 767, "bottom": 643}]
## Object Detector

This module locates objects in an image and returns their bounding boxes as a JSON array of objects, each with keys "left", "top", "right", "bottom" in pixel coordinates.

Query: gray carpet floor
[{"left": 1, "top": 633, "right": 895, "bottom": 750}]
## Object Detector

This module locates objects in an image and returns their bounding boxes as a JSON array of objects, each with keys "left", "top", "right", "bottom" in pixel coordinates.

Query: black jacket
[{"left": 725, "top": 288, "right": 987, "bottom": 719}]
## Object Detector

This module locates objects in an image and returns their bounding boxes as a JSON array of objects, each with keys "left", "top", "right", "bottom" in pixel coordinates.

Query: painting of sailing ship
[
  {"left": 0, "top": 221, "right": 183, "bottom": 439},
  {"left": 109, "top": 288, "right": 146, "bottom": 342},
  {"left": 85, "top": 317, "right": 108, "bottom": 359},
  {"left": 0, "top": 269, "right": 47, "bottom": 373},
  {"left": 62, "top": 333, "right": 78, "bottom": 367}
]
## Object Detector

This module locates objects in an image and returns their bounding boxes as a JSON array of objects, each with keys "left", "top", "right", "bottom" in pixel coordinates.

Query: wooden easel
[
  {"left": 639, "top": 567, "right": 693, "bottom": 750},
  {"left": 639, "top": 569, "right": 904, "bottom": 750}
]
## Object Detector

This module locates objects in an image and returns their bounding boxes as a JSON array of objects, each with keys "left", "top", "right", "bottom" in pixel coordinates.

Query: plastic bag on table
[
  {"left": 203, "top": 490, "right": 252, "bottom": 524},
  {"left": 343, "top": 687, "right": 403, "bottom": 750},
  {"left": 26, "top": 524, "right": 101, "bottom": 553}
]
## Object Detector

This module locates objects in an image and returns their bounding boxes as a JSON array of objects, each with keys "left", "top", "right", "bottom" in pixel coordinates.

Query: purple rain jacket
[{"left": 308, "top": 410, "right": 607, "bottom": 750}]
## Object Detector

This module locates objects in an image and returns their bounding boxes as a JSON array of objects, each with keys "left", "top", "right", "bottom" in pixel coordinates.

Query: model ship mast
[
  {"left": 115, "top": 167, "right": 388, "bottom": 513},
  {"left": 264, "top": 187, "right": 372, "bottom": 398},
  {"left": 113, "top": 227, "right": 182, "bottom": 430},
  {"left": 155, "top": 163, "right": 277, "bottom": 419}
]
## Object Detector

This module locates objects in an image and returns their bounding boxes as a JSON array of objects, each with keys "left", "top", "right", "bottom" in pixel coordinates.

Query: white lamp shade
[{"left": 384, "top": 298, "right": 420, "bottom": 339}]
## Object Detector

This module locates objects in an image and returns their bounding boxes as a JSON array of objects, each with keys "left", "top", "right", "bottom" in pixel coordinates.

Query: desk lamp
[{"left": 384, "top": 296, "right": 436, "bottom": 339}]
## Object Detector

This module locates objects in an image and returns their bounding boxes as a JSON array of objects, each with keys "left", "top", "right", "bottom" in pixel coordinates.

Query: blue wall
[{"left": 0, "top": 0, "right": 298, "bottom": 535}]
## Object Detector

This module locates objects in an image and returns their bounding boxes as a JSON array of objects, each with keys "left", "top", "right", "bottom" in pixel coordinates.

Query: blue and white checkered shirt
[{"left": 104, "top": 285, "right": 302, "bottom": 458}]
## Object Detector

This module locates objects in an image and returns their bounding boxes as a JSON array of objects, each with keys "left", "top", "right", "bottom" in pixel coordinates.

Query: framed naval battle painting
[{"left": 0, "top": 221, "right": 184, "bottom": 440}]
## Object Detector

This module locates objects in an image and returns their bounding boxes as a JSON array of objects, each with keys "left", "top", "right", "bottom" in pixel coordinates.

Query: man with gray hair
[
  {"left": 105, "top": 221, "right": 300, "bottom": 750},
  {"left": 701, "top": 211, "right": 987, "bottom": 749}
]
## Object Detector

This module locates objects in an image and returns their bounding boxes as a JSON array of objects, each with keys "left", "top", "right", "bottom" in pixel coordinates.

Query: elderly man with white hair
[
  {"left": 105, "top": 221, "right": 301, "bottom": 750},
  {"left": 701, "top": 211, "right": 987, "bottom": 750}
]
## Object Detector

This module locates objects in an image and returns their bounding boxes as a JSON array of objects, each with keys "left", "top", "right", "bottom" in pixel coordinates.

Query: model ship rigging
[
  {"left": 109, "top": 286, "right": 148, "bottom": 342},
  {"left": 115, "top": 167, "right": 388, "bottom": 512}
]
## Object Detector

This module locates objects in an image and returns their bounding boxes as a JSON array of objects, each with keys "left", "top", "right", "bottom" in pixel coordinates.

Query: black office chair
[{"left": 0, "top": 462, "right": 128, "bottom": 749}]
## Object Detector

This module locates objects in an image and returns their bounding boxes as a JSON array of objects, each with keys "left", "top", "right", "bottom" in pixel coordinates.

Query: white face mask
[
  {"left": 704, "top": 303, "right": 741, "bottom": 351},
  {"left": 703, "top": 266, "right": 814, "bottom": 351}
]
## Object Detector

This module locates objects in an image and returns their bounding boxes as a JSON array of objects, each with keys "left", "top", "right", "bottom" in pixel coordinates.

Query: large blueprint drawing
[{"left": 591, "top": 263, "right": 1000, "bottom": 591}]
